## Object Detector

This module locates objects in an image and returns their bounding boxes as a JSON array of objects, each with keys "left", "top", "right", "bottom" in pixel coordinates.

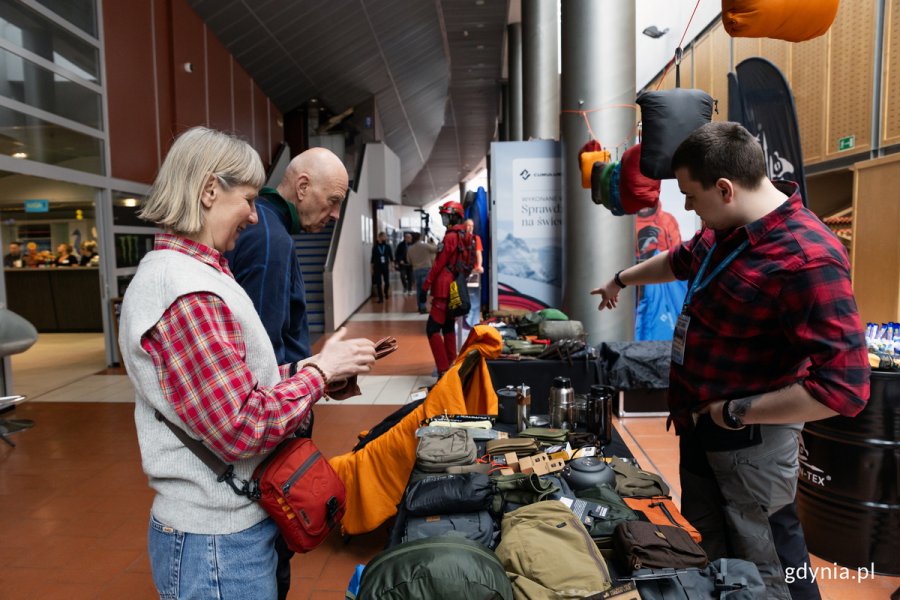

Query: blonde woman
[{"left": 119, "top": 127, "right": 375, "bottom": 599}]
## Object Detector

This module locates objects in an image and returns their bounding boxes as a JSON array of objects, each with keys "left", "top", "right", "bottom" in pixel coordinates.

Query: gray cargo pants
[{"left": 680, "top": 422, "right": 820, "bottom": 600}]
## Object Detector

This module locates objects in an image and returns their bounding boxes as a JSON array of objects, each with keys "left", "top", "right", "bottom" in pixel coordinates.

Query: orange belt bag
[{"left": 623, "top": 496, "right": 702, "bottom": 544}]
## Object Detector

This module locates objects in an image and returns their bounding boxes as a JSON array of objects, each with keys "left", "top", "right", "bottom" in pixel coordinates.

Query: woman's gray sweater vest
[{"left": 119, "top": 249, "right": 280, "bottom": 534}]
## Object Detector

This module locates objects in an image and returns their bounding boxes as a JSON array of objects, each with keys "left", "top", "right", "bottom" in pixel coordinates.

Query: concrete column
[
  {"left": 561, "top": 0, "right": 635, "bottom": 342},
  {"left": 522, "top": 0, "right": 559, "bottom": 140},
  {"left": 507, "top": 22, "right": 523, "bottom": 141}
]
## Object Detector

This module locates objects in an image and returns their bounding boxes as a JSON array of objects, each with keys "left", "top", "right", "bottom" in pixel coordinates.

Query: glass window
[
  {"left": 0, "top": 2, "right": 100, "bottom": 82},
  {"left": 0, "top": 46, "right": 102, "bottom": 129},
  {"left": 0, "top": 105, "right": 104, "bottom": 174},
  {"left": 34, "top": 0, "right": 97, "bottom": 37}
]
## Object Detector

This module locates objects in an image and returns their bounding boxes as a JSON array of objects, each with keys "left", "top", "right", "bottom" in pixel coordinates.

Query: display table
[
  {"left": 4, "top": 268, "right": 103, "bottom": 332},
  {"left": 487, "top": 358, "right": 600, "bottom": 415}
]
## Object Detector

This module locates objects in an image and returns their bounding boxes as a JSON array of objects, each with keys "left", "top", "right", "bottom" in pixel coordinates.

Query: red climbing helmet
[{"left": 439, "top": 200, "right": 464, "bottom": 219}]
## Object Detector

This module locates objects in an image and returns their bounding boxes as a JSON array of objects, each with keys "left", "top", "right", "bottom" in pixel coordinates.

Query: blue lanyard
[{"left": 683, "top": 239, "right": 750, "bottom": 309}]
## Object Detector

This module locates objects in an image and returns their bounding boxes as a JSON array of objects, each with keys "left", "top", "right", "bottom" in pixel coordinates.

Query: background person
[
  {"left": 394, "top": 232, "right": 414, "bottom": 295},
  {"left": 54, "top": 243, "right": 78, "bottom": 266},
  {"left": 79, "top": 240, "right": 99, "bottom": 266},
  {"left": 4, "top": 242, "right": 22, "bottom": 268},
  {"left": 118, "top": 127, "right": 375, "bottom": 600},
  {"left": 370, "top": 231, "right": 393, "bottom": 303},
  {"left": 423, "top": 201, "right": 474, "bottom": 376},
  {"left": 407, "top": 232, "right": 437, "bottom": 314},
  {"left": 591, "top": 122, "right": 869, "bottom": 600}
]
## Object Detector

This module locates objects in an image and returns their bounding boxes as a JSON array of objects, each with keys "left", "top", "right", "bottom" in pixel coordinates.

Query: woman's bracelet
[
  {"left": 302, "top": 362, "right": 329, "bottom": 386},
  {"left": 614, "top": 269, "right": 627, "bottom": 289}
]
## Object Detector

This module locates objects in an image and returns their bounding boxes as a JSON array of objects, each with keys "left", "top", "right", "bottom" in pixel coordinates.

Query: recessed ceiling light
[
  {"left": 475, "top": 0, "right": 484, "bottom": 5},
  {"left": 476, "top": 23, "right": 484, "bottom": 28},
  {"left": 12, "top": 152, "right": 27, "bottom": 159},
  {"left": 121, "top": 198, "right": 139, "bottom": 207},
  {"left": 476, "top": 44, "right": 484, "bottom": 50}
]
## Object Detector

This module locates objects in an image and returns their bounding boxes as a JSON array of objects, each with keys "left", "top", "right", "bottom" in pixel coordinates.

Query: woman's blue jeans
[{"left": 148, "top": 513, "right": 278, "bottom": 600}]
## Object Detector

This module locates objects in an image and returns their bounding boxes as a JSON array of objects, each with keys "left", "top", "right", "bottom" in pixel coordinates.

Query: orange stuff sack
[
  {"left": 721, "top": 0, "right": 839, "bottom": 42},
  {"left": 624, "top": 496, "right": 702, "bottom": 544},
  {"left": 578, "top": 140, "right": 611, "bottom": 189},
  {"left": 329, "top": 326, "right": 501, "bottom": 535},
  {"left": 581, "top": 150, "right": 611, "bottom": 189}
]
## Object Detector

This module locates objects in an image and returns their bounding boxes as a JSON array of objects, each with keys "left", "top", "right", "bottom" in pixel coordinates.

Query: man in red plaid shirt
[{"left": 592, "top": 122, "right": 869, "bottom": 600}]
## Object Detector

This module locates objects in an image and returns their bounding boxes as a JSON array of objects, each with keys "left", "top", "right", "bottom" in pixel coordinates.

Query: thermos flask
[
  {"left": 549, "top": 376, "right": 575, "bottom": 430},
  {"left": 515, "top": 384, "right": 531, "bottom": 433},
  {"left": 588, "top": 384, "right": 614, "bottom": 445}
]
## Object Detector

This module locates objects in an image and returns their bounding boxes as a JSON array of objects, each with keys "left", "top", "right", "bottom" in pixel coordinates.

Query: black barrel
[{"left": 796, "top": 370, "right": 900, "bottom": 575}]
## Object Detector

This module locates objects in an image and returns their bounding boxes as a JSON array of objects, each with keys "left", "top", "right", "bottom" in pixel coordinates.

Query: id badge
[
  {"left": 672, "top": 312, "right": 690, "bottom": 365},
  {"left": 380, "top": 256, "right": 386, "bottom": 264}
]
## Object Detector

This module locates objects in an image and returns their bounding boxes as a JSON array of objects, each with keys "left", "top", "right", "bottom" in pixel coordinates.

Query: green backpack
[{"left": 353, "top": 535, "right": 513, "bottom": 600}]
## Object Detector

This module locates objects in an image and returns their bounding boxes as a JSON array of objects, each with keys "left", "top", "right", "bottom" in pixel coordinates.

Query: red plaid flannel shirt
[
  {"left": 666, "top": 183, "right": 869, "bottom": 432},
  {"left": 141, "top": 234, "right": 324, "bottom": 462}
]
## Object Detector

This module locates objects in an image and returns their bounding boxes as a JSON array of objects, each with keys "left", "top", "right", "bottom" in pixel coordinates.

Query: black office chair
[{"left": 0, "top": 307, "right": 38, "bottom": 447}]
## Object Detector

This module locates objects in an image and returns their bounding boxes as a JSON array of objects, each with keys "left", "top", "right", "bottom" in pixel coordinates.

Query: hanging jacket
[{"left": 329, "top": 326, "right": 501, "bottom": 535}]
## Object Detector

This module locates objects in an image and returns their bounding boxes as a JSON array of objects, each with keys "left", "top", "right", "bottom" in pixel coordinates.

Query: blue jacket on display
[{"left": 224, "top": 190, "right": 311, "bottom": 363}]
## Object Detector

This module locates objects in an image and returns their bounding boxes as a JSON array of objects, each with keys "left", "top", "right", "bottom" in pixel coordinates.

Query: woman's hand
[
  {"left": 590, "top": 278, "right": 622, "bottom": 311},
  {"left": 315, "top": 328, "right": 376, "bottom": 382}
]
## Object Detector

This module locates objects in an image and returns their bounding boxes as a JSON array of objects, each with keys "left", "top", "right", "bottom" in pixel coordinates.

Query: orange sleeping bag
[
  {"left": 721, "top": 0, "right": 839, "bottom": 43},
  {"left": 328, "top": 325, "right": 501, "bottom": 535}
]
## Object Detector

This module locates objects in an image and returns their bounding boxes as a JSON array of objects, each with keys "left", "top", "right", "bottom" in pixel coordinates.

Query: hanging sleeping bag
[
  {"left": 618, "top": 144, "right": 660, "bottom": 215},
  {"left": 722, "top": 0, "right": 839, "bottom": 43},
  {"left": 636, "top": 89, "right": 714, "bottom": 180}
]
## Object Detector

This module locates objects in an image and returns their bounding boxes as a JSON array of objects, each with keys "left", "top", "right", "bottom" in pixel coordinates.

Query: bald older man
[
  {"left": 226, "top": 147, "right": 348, "bottom": 363},
  {"left": 224, "top": 147, "right": 348, "bottom": 600}
]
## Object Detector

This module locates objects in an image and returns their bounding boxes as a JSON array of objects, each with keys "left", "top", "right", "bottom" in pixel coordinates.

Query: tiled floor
[{"left": 1, "top": 289, "right": 896, "bottom": 599}]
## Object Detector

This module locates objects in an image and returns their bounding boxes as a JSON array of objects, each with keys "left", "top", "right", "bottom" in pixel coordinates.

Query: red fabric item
[
  {"left": 619, "top": 144, "right": 660, "bottom": 215},
  {"left": 428, "top": 331, "right": 450, "bottom": 374},
  {"left": 254, "top": 437, "right": 345, "bottom": 553}
]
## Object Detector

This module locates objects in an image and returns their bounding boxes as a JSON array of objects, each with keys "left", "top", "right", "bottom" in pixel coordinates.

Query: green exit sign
[{"left": 838, "top": 136, "right": 855, "bottom": 152}]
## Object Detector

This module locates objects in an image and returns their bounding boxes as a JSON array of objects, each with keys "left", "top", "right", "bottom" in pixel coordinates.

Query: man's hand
[
  {"left": 315, "top": 327, "right": 376, "bottom": 382},
  {"left": 590, "top": 278, "right": 623, "bottom": 311}
]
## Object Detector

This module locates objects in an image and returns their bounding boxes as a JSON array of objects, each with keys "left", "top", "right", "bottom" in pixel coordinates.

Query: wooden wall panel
[
  {"left": 232, "top": 63, "right": 254, "bottom": 145},
  {"left": 825, "top": 0, "right": 876, "bottom": 160},
  {"left": 693, "top": 34, "right": 712, "bottom": 100},
  {"left": 270, "top": 99, "right": 283, "bottom": 159},
  {"left": 851, "top": 154, "right": 900, "bottom": 322},
  {"left": 883, "top": 0, "right": 900, "bottom": 145},
  {"left": 206, "top": 33, "right": 233, "bottom": 133},
  {"left": 253, "top": 83, "right": 270, "bottom": 164},
  {"left": 733, "top": 37, "right": 760, "bottom": 66},
  {"left": 710, "top": 24, "right": 731, "bottom": 122},
  {"left": 103, "top": 0, "right": 159, "bottom": 183},
  {"left": 171, "top": 0, "right": 207, "bottom": 133},
  {"left": 759, "top": 38, "right": 791, "bottom": 85},
  {"left": 792, "top": 34, "right": 829, "bottom": 165},
  {"left": 153, "top": 0, "right": 175, "bottom": 158}
]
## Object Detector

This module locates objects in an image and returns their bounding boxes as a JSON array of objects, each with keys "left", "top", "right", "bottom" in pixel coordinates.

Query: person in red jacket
[{"left": 423, "top": 201, "right": 474, "bottom": 376}]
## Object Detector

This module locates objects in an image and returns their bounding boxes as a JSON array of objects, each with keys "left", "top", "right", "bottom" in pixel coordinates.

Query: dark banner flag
[{"left": 729, "top": 58, "right": 808, "bottom": 206}]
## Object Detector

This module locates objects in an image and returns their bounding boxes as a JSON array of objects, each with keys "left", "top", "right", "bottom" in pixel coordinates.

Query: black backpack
[{"left": 353, "top": 535, "right": 514, "bottom": 600}]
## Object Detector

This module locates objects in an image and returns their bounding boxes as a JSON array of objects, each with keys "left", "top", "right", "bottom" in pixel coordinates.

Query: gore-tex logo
[{"left": 519, "top": 169, "right": 531, "bottom": 180}]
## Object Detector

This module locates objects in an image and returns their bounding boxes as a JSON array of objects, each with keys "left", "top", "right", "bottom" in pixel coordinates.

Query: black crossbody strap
[{"left": 154, "top": 410, "right": 253, "bottom": 498}]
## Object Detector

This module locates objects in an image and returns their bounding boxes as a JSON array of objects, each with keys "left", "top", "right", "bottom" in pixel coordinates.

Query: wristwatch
[
  {"left": 614, "top": 269, "right": 627, "bottom": 289},
  {"left": 722, "top": 399, "right": 744, "bottom": 429}
]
